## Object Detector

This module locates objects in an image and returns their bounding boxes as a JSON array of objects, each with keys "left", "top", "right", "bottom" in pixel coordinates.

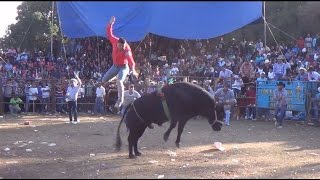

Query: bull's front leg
[
  {"left": 163, "top": 120, "right": 177, "bottom": 142},
  {"left": 175, "top": 120, "right": 187, "bottom": 148}
]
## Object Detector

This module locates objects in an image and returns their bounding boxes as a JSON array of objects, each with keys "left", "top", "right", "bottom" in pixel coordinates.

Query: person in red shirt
[{"left": 101, "top": 16, "right": 138, "bottom": 109}]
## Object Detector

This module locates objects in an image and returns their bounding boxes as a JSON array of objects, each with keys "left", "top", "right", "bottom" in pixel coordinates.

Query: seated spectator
[
  {"left": 295, "top": 67, "right": 308, "bottom": 81},
  {"left": 9, "top": 93, "right": 23, "bottom": 115},
  {"left": 257, "top": 72, "right": 268, "bottom": 84},
  {"left": 307, "top": 67, "right": 320, "bottom": 81}
]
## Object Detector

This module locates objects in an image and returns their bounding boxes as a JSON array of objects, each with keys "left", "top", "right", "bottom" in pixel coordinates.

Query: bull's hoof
[
  {"left": 163, "top": 134, "right": 169, "bottom": 142},
  {"left": 135, "top": 151, "right": 142, "bottom": 156},
  {"left": 175, "top": 142, "right": 180, "bottom": 148},
  {"left": 129, "top": 154, "right": 136, "bottom": 159}
]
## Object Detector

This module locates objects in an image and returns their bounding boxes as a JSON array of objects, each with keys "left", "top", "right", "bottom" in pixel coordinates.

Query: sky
[{"left": 0, "top": 1, "right": 22, "bottom": 38}]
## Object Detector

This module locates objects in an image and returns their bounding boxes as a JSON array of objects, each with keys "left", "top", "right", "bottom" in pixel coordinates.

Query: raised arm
[{"left": 106, "top": 16, "right": 119, "bottom": 44}]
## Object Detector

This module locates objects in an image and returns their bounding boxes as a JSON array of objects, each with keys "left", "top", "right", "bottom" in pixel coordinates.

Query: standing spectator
[
  {"left": 28, "top": 81, "right": 39, "bottom": 113},
  {"left": 55, "top": 84, "right": 65, "bottom": 114},
  {"left": 101, "top": 16, "right": 138, "bottom": 110},
  {"left": 94, "top": 82, "right": 106, "bottom": 115},
  {"left": 3, "top": 79, "right": 17, "bottom": 113},
  {"left": 245, "top": 84, "right": 256, "bottom": 120},
  {"left": 240, "top": 59, "right": 254, "bottom": 82},
  {"left": 305, "top": 34, "right": 313, "bottom": 53},
  {"left": 273, "top": 82, "right": 288, "bottom": 129},
  {"left": 41, "top": 83, "right": 50, "bottom": 113},
  {"left": 311, "top": 87, "right": 320, "bottom": 126},
  {"left": 66, "top": 72, "right": 82, "bottom": 124}
]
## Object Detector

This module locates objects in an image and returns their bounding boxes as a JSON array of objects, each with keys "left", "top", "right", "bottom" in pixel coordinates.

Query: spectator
[
  {"left": 273, "top": 82, "right": 288, "bottom": 129},
  {"left": 9, "top": 93, "right": 23, "bottom": 116},
  {"left": 244, "top": 84, "right": 256, "bottom": 120},
  {"left": 94, "top": 82, "right": 106, "bottom": 115},
  {"left": 66, "top": 72, "right": 82, "bottom": 124},
  {"left": 41, "top": 83, "right": 50, "bottom": 113}
]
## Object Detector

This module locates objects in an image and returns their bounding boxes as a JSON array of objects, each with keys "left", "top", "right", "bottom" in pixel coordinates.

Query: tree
[{"left": 1, "top": 1, "right": 60, "bottom": 52}]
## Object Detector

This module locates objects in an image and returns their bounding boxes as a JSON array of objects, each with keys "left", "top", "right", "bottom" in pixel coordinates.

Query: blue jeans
[
  {"left": 41, "top": 97, "right": 50, "bottom": 112},
  {"left": 101, "top": 64, "right": 129, "bottom": 83},
  {"left": 68, "top": 100, "right": 78, "bottom": 122},
  {"left": 94, "top": 97, "right": 105, "bottom": 114},
  {"left": 275, "top": 104, "right": 287, "bottom": 126},
  {"left": 312, "top": 99, "right": 319, "bottom": 123},
  {"left": 56, "top": 97, "right": 64, "bottom": 113}
]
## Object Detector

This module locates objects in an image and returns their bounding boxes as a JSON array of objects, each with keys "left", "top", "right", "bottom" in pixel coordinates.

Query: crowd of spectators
[{"left": 1, "top": 32, "right": 320, "bottom": 115}]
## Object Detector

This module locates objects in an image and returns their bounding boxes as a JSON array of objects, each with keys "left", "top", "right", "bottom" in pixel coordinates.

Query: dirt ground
[{"left": 0, "top": 113, "right": 320, "bottom": 179}]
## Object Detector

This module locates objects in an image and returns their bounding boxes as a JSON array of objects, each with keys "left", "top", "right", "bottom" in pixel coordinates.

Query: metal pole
[
  {"left": 264, "top": 1, "right": 267, "bottom": 48},
  {"left": 51, "top": 1, "right": 54, "bottom": 58}
]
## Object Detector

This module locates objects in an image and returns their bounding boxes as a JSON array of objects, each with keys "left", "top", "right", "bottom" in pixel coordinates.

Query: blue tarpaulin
[{"left": 57, "top": 2, "right": 262, "bottom": 42}]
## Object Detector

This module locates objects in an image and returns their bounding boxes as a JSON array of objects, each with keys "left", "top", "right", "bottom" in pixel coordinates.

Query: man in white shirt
[
  {"left": 41, "top": 84, "right": 50, "bottom": 113},
  {"left": 219, "top": 65, "right": 233, "bottom": 87},
  {"left": 66, "top": 72, "right": 82, "bottom": 124},
  {"left": 307, "top": 67, "right": 320, "bottom": 81},
  {"left": 28, "top": 81, "right": 39, "bottom": 113},
  {"left": 94, "top": 82, "right": 106, "bottom": 114},
  {"left": 121, "top": 84, "right": 141, "bottom": 115}
]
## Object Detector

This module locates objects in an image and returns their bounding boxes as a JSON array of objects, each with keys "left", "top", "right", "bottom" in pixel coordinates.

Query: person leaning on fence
[
  {"left": 65, "top": 72, "right": 82, "bottom": 124},
  {"left": 9, "top": 93, "right": 23, "bottom": 116},
  {"left": 273, "top": 81, "right": 288, "bottom": 129},
  {"left": 311, "top": 87, "right": 320, "bottom": 126}
]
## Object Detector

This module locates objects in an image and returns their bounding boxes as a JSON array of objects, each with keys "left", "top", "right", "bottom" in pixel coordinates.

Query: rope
[
  {"left": 132, "top": 101, "right": 144, "bottom": 122},
  {"left": 267, "top": 21, "right": 297, "bottom": 41},
  {"left": 18, "top": 14, "right": 36, "bottom": 50},
  {"left": 263, "top": 16, "right": 285, "bottom": 57}
]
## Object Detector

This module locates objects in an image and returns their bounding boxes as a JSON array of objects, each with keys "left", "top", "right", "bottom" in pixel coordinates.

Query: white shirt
[
  {"left": 123, "top": 90, "right": 141, "bottom": 107},
  {"left": 41, "top": 86, "right": 50, "bottom": 98},
  {"left": 66, "top": 85, "right": 81, "bottom": 101},
  {"left": 96, "top": 86, "right": 106, "bottom": 98},
  {"left": 28, "top": 87, "right": 38, "bottom": 101},
  {"left": 232, "top": 79, "right": 243, "bottom": 90},
  {"left": 219, "top": 69, "right": 233, "bottom": 79},
  {"left": 268, "top": 71, "right": 275, "bottom": 80},
  {"left": 308, "top": 71, "right": 320, "bottom": 81}
]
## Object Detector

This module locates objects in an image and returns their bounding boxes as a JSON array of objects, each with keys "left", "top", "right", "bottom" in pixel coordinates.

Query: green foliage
[{"left": 0, "top": 1, "right": 60, "bottom": 51}]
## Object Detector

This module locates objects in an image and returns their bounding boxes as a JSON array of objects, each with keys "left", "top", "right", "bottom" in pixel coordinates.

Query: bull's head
[{"left": 209, "top": 104, "right": 224, "bottom": 131}]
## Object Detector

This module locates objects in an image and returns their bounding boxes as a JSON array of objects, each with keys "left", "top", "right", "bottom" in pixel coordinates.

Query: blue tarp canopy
[{"left": 57, "top": 2, "right": 262, "bottom": 42}]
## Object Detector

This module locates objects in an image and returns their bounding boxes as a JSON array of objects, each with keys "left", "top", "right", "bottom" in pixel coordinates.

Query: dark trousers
[{"left": 68, "top": 101, "right": 78, "bottom": 122}]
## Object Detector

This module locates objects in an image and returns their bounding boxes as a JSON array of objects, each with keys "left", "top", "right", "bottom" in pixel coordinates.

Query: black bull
[{"left": 115, "top": 82, "right": 224, "bottom": 159}]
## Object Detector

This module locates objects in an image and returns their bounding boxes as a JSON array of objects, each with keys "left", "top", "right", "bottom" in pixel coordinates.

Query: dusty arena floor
[{"left": 0, "top": 113, "right": 320, "bottom": 179}]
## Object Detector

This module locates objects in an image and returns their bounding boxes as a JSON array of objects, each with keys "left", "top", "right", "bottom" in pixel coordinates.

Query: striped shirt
[{"left": 273, "top": 88, "right": 288, "bottom": 106}]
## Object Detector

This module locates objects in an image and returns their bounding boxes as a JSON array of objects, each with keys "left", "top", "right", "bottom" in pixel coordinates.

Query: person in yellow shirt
[{"left": 9, "top": 93, "right": 23, "bottom": 115}]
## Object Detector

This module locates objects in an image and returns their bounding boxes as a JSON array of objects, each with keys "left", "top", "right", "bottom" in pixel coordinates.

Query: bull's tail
[{"left": 115, "top": 103, "right": 132, "bottom": 152}]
